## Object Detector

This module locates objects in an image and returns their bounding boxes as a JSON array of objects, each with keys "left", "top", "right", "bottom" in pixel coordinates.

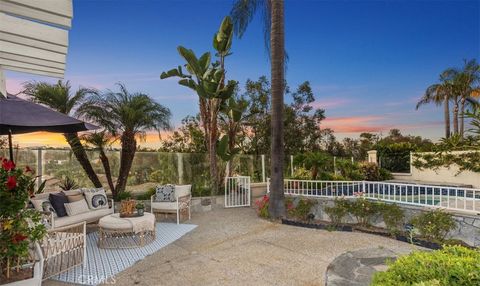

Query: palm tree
[
  {"left": 417, "top": 72, "right": 453, "bottom": 139},
  {"left": 23, "top": 81, "right": 102, "bottom": 188},
  {"left": 77, "top": 83, "right": 171, "bottom": 198},
  {"left": 81, "top": 131, "right": 116, "bottom": 194},
  {"left": 448, "top": 59, "right": 480, "bottom": 136},
  {"left": 231, "top": 0, "right": 286, "bottom": 219}
]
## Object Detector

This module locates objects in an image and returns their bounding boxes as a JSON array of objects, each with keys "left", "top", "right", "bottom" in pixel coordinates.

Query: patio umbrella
[{"left": 0, "top": 94, "right": 98, "bottom": 162}]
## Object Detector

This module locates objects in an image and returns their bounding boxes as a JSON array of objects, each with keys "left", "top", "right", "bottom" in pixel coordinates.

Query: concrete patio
[{"left": 45, "top": 207, "right": 418, "bottom": 286}]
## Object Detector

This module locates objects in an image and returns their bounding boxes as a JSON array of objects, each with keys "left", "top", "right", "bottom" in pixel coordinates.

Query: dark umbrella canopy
[{"left": 0, "top": 94, "right": 98, "bottom": 161}]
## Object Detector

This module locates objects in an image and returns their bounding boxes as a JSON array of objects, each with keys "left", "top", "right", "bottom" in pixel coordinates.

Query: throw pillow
[
  {"left": 64, "top": 199, "right": 90, "bottom": 216},
  {"left": 83, "top": 188, "right": 108, "bottom": 210},
  {"left": 49, "top": 193, "right": 69, "bottom": 217},
  {"left": 31, "top": 198, "right": 57, "bottom": 217},
  {"left": 66, "top": 193, "right": 84, "bottom": 203},
  {"left": 155, "top": 184, "right": 176, "bottom": 202}
]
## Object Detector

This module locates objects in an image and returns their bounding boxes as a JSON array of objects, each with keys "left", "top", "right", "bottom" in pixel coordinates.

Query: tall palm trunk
[
  {"left": 453, "top": 100, "right": 459, "bottom": 135},
  {"left": 115, "top": 131, "right": 137, "bottom": 198},
  {"left": 64, "top": 133, "right": 102, "bottom": 188},
  {"left": 460, "top": 97, "right": 466, "bottom": 137},
  {"left": 99, "top": 149, "right": 115, "bottom": 195},
  {"left": 268, "top": 0, "right": 286, "bottom": 219},
  {"left": 208, "top": 112, "right": 219, "bottom": 194},
  {"left": 444, "top": 96, "right": 450, "bottom": 138}
]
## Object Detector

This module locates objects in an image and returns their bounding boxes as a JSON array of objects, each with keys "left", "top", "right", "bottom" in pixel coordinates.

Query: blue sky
[{"left": 6, "top": 0, "right": 480, "bottom": 146}]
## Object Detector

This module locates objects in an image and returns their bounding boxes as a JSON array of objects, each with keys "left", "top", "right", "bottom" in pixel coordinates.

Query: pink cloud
[
  {"left": 323, "top": 114, "right": 443, "bottom": 135},
  {"left": 323, "top": 115, "right": 388, "bottom": 132}
]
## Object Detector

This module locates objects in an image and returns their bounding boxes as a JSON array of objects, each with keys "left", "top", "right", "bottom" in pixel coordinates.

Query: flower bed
[{"left": 256, "top": 195, "right": 473, "bottom": 250}]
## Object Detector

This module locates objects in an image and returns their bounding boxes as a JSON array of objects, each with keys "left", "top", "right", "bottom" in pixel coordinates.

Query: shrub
[
  {"left": 410, "top": 209, "right": 456, "bottom": 242},
  {"left": 116, "top": 190, "right": 132, "bottom": 201},
  {"left": 1, "top": 159, "right": 47, "bottom": 280},
  {"left": 379, "top": 167, "right": 393, "bottom": 180},
  {"left": 324, "top": 198, "right": 350, "bottom": 226},
  {"left": 359, "top": 162, "right": 381, "bottom": 181},
  {"left": 380, "top": 203, "right": 405, "bottom": 236},
  {"left": 336, "top": 159, "right": 363, "bottom": 180},
  {"left": 290, "top": 198, "right": 316, "bottom": 220},
  {"left": 291, "top": 167, "right": 311, "bottom": 180},
  {"left": 348, "top": 198, "right": 381, "bottom": 226},
  {"left": 136, "top": 187, "right": 156, "bottom": 200},
  {"left": 255, "top": 195, "right": 270, "bottom": 219},
  {"left": 371, "top": 246, "right": 480, "bottom": 286},
  {"left": 192, "top": 185, "right": 210, "bottom": 197}
]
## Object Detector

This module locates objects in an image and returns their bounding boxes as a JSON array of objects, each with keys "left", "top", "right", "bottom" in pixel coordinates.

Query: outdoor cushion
[
  {"left": 66, "top": 193, "right": 84, "bottom": 203},
  {"left": 53, "top": 207, "right": 113, "bottom": 228},
  {"left": 151, "top": 201, "right": 178, "bottom": 210},
  {"left": 155, "top": 184, "right": 176, "bottom": 202},
  {"left": 83, "top": 188, "right": 108, "bottom": 210},
  {"left": 64, "top": 199, "right": 90, "bottom": 216},
  {"left": 174, "top": 185, "right": 191, "bottom": 198},
  {"left": 31, "top": 197, "right": 58, "bottom": 217},
  {"left": 49, "top": 193, "right": 69, "bottom": 217}
]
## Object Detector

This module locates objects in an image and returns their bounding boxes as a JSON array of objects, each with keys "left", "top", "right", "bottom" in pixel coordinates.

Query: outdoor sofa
[{"left": 30, "top": 188, "right": 114, "bottom": 229}]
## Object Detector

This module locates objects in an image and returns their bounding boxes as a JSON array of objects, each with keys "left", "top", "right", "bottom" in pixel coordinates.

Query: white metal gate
[{"left": 225, "top": 176, "right": 251, "bottom": 208}]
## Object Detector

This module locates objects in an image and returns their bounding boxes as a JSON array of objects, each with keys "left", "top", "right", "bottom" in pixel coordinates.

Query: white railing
[
  {"left": 267, "top": 179, "right": 480, "bottom": 214},
  {"left": 225, "top": 176, "right": 251, "bottom": 208}
]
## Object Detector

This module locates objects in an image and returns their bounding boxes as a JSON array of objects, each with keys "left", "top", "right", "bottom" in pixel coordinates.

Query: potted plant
[
  {"left": 0, "top": 158, "right": 47, "bottom": 286},
  {"left": 136, "top": 202, "right": 145, "bottom": 216}
]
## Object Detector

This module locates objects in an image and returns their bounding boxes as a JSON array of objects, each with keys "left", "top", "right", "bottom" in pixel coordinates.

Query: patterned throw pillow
[
  {"left": 31, "top": 198, "right": 57, "bottom": 217},
  {"left": 155, "top": 184, "right": 176, "bottom": 202},
  {"left": 64, "top": 199, "right": 90, "bottom": 216},
  {"left": 83, "top": 188, "right": 108, "bottom": 210}
]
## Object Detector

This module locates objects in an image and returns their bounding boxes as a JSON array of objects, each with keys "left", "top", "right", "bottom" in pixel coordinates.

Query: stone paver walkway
[
  {"left": 326, "top": 247, "right": 401, "bottom": 286},
  {"left": 45, "top": 207, "right": 419, "bottom": 286}
]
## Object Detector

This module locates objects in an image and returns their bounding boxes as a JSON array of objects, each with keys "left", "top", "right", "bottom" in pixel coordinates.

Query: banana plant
[
  {"left": 218, "top": 96, "right": 251, "bottom": 176},
  {"left": 160, "top": 16, "right": 236, "bottom": 195}
]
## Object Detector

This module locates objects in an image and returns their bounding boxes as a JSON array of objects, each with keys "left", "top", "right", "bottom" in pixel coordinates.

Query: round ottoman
[{"left": 98, "top": 212, "right": 156, "bottom": 249}]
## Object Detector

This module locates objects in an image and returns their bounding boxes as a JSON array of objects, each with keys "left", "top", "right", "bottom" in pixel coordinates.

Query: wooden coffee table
[{"left": 98, "top": 212, "right": 156, "bottom": 249}]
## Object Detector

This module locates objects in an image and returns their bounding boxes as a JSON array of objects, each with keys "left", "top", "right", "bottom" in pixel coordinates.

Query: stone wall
[{"left": 307, "top": 197, "right": 480, "bottom": 247}]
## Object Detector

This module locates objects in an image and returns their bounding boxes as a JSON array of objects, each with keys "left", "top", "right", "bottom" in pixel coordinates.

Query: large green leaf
[
  {"left": 177, "top": 46, "right": 201, "bottom": 76},
  {"left": 217, "top": 80, "right": 236, "bottom": 100},
  {"left": 198, "top": 52, "right": 211, "bottom": 73},
  {"left": 160, "top": 68, "right": 180, "bottom": 79},
  {"left": 178, "top": 79, "right": 196, "bottom": 90},
  {"left": 216, "top": 135, "right": 232, "bottom": 161}
]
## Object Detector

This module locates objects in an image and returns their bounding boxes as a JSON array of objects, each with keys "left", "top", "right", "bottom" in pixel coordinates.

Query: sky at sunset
[{"left": 4, "top": 0, "right": 479, "bottom": 148}]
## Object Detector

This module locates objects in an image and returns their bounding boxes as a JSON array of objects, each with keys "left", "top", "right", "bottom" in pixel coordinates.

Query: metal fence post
[
  {"left": 177, "top": 153, "right": 184, "bottom": 184},
  {"left": 37, "top": 148, "right": 43, "bottom": 189},
  {"left": 261, "top": 154, "right": 266, "bottom": 182},
  {"left": 333, "top": 156, "right": 337, "bottom": 175},
  {"left": 290, "top": 155, "right": 294, "bottom": 177}
]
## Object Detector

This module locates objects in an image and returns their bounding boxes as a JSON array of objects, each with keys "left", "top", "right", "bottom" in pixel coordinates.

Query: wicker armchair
[
  {"left": 151, "top": 185, "right": 192, "bottom": 224},
  {"left": 40, "top": 221, "right": 86, "bottom": 280}
]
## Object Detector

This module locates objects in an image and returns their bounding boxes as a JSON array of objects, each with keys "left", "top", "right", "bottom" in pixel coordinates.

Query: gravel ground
[{"left": 45, "top": 207, "right": 419, "bottom": 286}]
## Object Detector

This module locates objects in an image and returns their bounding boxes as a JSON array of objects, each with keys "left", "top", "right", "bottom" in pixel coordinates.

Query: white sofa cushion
[
  {"left": 54, "top": 207, "right": 113, "bottom": 228},
  {"left": 64, "top": 199, "right": 89, "bottom": 216},
  {"left": 151, "top": 201, "right": 178, "bottom": 211}
]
